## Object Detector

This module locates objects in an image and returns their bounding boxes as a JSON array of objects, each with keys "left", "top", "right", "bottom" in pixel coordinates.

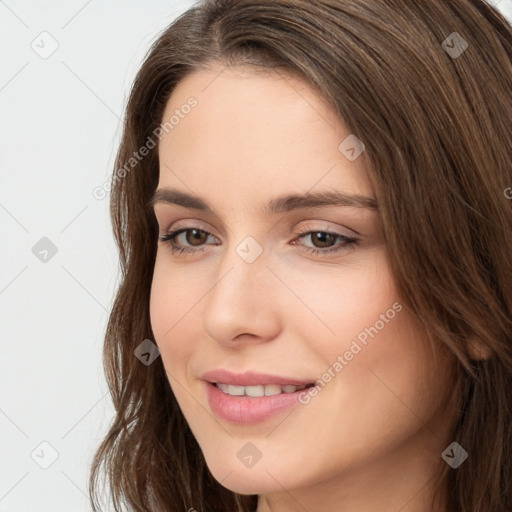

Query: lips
[{"left": 202, "top": 369, "right": 317, "bottom": 424}]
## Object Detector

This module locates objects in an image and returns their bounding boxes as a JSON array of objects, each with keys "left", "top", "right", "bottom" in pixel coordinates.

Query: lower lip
[{"left": 205, "top": 382, "right": 307, "bottom": 424}]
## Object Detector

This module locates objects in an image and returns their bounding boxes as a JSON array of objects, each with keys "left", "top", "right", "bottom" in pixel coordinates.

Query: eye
[
  {"left": 291, "top": 226, "right": 358, "bottom": 256},
  {"left": 159, "top": 226, "right": 219, "bottom": 256},
  {"left": 158, "top": 225, "right": 358, "bottom": 257}
]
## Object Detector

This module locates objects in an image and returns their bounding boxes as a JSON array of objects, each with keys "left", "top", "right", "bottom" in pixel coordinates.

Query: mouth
[
  {"left": 212, "top": 382, "right": 316, "bottom": 397},
  {"left": 201, "top": 370, "right": 318, "bottom": 423},
  {"left": 202, "top": 371, "right": 318, "bottom": 424}
]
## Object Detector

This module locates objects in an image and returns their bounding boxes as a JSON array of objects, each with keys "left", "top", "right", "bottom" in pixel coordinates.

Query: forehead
[{"left": 157, "top": 64, "right": 373, "bottom": 203}]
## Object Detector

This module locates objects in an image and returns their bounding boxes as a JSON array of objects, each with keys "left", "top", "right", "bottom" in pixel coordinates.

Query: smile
[
  {"left": 205, "top": 381, "right": 318, "bottom": 424},
  {"left": 214, "top": 382, "right": 314, "bottom": 397}
]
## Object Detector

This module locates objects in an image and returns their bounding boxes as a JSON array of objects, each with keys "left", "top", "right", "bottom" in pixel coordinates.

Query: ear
[{"left": 467, "top": 338, "right": 493, "bottom": 360}]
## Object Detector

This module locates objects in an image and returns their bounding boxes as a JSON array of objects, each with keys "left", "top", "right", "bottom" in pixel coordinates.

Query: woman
[{"left": 89, "top": 1, "right": 512, "bottom": 511}]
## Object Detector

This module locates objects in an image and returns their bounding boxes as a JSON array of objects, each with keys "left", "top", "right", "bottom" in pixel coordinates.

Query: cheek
[
  {"left": 283, "top": 252, "right": 445, "bottom": 427},
  {"left": 149, "top": 259, "right": 198, "bottom": 367},
  {"left": 283, "top": 249, "right": 398, "bottom": 353}
]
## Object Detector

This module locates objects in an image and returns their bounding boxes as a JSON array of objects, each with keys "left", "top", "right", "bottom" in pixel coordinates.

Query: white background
[{"left": 1, "top": 1, "right": 511, "bottom": 510}]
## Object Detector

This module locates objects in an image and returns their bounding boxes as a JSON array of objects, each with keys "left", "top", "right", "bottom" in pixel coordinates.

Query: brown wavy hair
[{"left": 89, "top": 1, "right": 512, "bottom": 511}]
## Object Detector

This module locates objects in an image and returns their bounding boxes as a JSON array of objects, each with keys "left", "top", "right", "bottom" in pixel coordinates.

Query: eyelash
[{"left": 158, "top": 224, "right": 358, "bottom": 257}]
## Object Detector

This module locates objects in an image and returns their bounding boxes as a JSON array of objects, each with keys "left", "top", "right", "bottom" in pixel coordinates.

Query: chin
[{"left": 204, "top": 456, "right": 295, "bottom": 495}]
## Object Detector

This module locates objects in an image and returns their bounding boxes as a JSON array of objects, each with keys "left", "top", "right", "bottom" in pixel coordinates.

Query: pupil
[
  {"left": 188, "top": 229, "right": 207, "bottom": 246},
  {"left": 314, "top": 232, "right": 334, "bottom": 248}
]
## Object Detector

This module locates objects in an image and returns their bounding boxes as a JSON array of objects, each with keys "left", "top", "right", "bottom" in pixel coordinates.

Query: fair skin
[{"left": 149, "top": 63, "right": 458, "bottom": 512}]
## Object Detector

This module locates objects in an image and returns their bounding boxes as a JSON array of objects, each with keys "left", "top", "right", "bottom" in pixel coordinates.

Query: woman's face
[{"left": 150, "top": 64, "right": 457, "bottom": 509}]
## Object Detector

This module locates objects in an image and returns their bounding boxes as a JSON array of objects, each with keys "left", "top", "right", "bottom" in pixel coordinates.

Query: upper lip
[{"left": 202, "top": 369, "right": 315, "bottom": 387}]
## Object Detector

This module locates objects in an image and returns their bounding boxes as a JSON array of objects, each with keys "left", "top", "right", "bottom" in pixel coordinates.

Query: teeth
[
  {"left": 245, "top": 385, "right": 265, "bottom": 397},
  {"left": 217, "top": 383, "right": 229, "bottom": 393},
  {"left": 227, "top": 384, "right": 245, "bottom": 396},
  {"left": 215, "top": 383, "right": 308, "bottom": 397},
  {"left": 264, "top": 384, "right": 282, "bottom": 396}
]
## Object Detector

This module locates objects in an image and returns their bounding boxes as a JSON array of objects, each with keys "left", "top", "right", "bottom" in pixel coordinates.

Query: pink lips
[{"left": 202, "top": 369, "right": 315, "bottom": 424}]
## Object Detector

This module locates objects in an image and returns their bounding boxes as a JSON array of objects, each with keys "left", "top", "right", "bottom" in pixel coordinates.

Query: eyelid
[
  {"left": 158, "top": 217, "right": 358, "bottom": 237},
  {"left": 294, "top": 222, "right": 359, "bottom": 238},
  {"left": 159, "top": 219, "right": 217, "bottom": 237}
]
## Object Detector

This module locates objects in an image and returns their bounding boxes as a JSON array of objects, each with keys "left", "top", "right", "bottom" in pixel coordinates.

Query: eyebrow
[{"left": 148, "top": 187, "right": 378, "bottom": 214}]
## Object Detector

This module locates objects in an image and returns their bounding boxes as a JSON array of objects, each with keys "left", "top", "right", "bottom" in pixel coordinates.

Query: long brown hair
[{"left": 89, "top": 1, "right": 512, "bottom": 510}]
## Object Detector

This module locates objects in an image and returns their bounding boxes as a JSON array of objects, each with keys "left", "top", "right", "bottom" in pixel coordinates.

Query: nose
[{"left": 201, "top": 243, "right": 282, "bottom": 347}]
